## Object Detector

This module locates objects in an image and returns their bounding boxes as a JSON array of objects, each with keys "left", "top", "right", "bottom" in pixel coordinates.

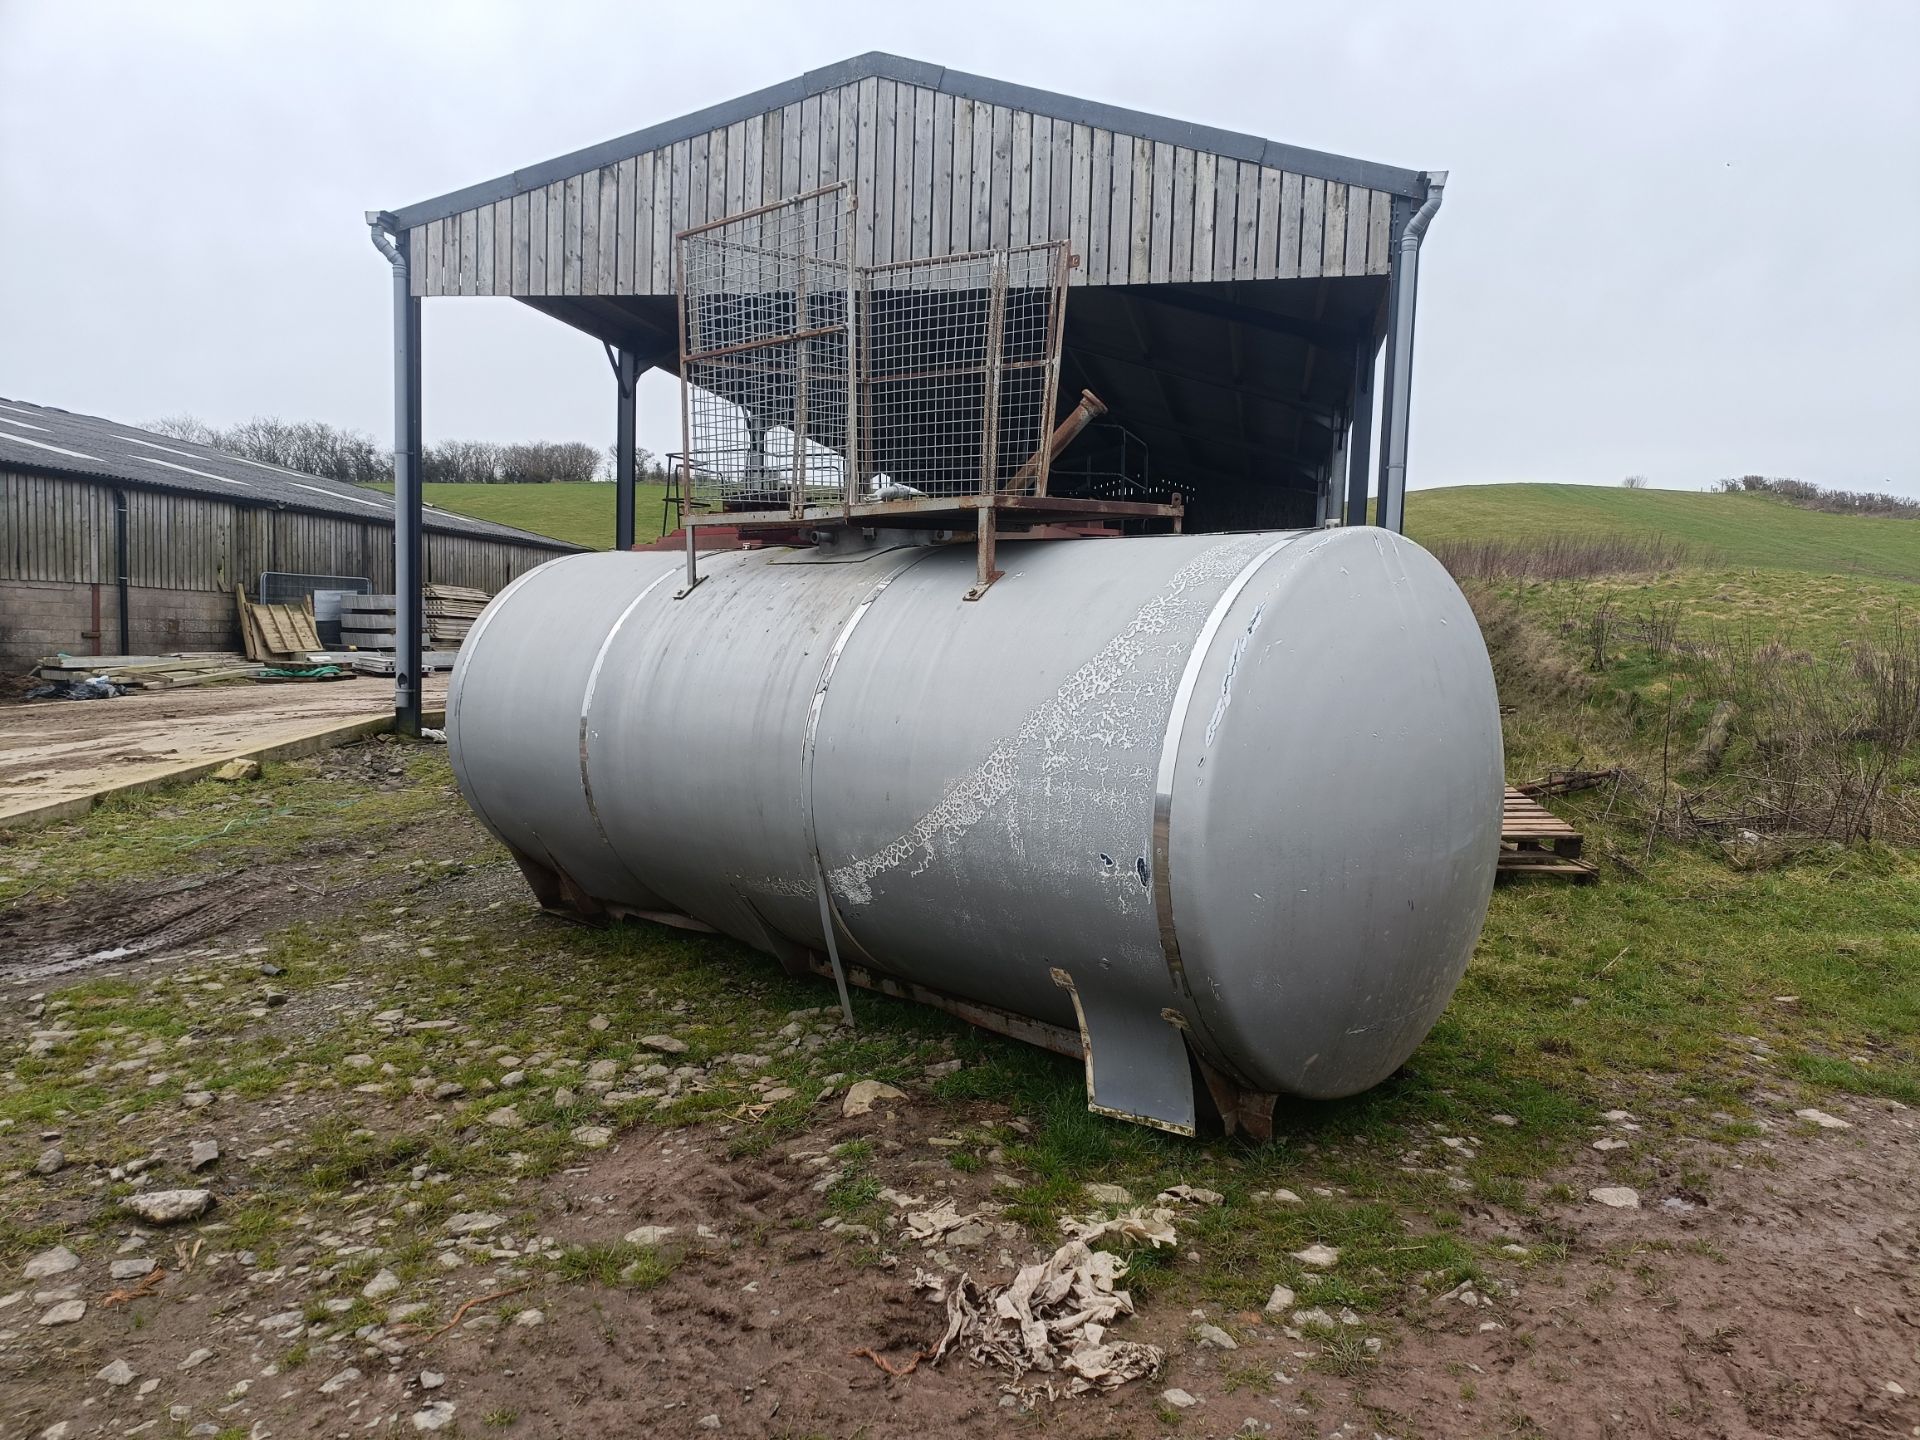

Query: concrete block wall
[{"left": 0, "top": 580, "right": 238, "bottom": 670}]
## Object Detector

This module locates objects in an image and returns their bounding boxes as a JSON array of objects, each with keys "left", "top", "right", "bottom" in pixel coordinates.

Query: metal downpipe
[
  {"left": 368, "top": 212, "right": 424, "bottom": 735},
  {"left": 113, "top": 488, "right": 130, "bottom": 656},
  {"left": 1377, "top": 172, "right": 1446, "bottom": 534}
]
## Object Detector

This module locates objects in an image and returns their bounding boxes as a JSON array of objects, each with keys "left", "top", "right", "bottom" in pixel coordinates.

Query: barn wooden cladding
[{"left": 407, "top": 73, "right": 1403, "bottom": 300}]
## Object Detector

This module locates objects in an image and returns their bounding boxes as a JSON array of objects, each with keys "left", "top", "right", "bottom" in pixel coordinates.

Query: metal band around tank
[
  {"left": 1152, "top": 536, "right": 1298, "bottom": 994},
  {"left": 799, "top": 549, "right": 942, "bottom": 1020},
  {"left": 445, "top": 557, "right": 564, "bottom": 846},
  {"left": 576, "top": 564, "right": 687, "bottom": 849},
  {"left": 800, "top": 549, "right": 943, "bottom": 891}
]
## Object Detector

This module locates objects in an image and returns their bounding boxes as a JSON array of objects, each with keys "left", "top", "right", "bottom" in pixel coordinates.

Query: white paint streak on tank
[{"left": 447, "top": 529, "right": 1504, "bottom": 1131}]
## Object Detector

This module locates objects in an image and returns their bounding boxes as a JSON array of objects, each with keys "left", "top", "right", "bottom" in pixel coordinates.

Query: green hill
[
  {"left": 388, "top": 477, "right": 1919, "bottom": 581},
  {"left": 1405, "top": 484, "right": 1920, "bottom": 581},
  {"left": 370, "top": 482, "right": 669, "bottom": 551}
]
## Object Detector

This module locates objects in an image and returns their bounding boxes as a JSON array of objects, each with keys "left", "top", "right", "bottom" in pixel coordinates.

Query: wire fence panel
[
  {"left": 679, "top": 185, "right": 855, "bottom": 517},
  {"left": 679, "top": 184, "right": 1069, "bottom": 520},
  {"left": 860, "top": 243, "right": 1067, "bottom": 501}
]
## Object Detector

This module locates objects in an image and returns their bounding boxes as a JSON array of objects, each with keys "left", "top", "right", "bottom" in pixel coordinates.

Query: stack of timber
[
  {"left": 235, "top": 586, "right": 324, "bottom": 664},
  {"left": 1498, "top": 786, "right": 1598, "bottom": 883},
  {"left": 32, "top": 652, "right": 264, "bottom": 690},
  {"left": 336, "top": 585, "right": 488, "bottom": 673}
]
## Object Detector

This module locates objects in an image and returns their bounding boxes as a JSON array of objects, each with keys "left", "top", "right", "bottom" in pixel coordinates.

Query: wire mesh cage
[
  {"left": 678, "top": 185, "right": 855, "bottom": 518},
  {"left": 678, "top": 187, "right": 1070, "bottom": 521},
  {"left": 859, "top": 243, "right": 1068, "bottom": 502}
]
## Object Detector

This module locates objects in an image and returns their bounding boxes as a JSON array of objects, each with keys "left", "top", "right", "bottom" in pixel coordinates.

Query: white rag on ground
[{"left": 917, "top": 1239, "right": 1164, "bottom": 1398}]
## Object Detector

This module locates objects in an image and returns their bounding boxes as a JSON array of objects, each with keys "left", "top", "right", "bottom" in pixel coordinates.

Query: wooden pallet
[{"left": 1499, "top": 786, "right": 1598, "bottom": 883}]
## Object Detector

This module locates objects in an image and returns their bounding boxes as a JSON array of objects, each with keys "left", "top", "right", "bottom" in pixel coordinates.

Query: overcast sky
[{"left": 2, "top": 1, "right": 1915, "bottom": 495}]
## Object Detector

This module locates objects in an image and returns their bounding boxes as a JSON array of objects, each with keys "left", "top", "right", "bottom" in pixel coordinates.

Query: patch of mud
[{"left": 1362, "top": 1105, "right": 1920, "bottom": 1440}]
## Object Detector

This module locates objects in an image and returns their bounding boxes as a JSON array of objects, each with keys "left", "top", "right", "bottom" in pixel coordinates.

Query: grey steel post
[
  {"left": 1376, "top": 173, "right": 1446, "bottom": 535},
  {"left": 615, "top": 348, "right": 638, "bottom": 550},
  {"left": 1321, "top": 413, "right": 1348, "bottom": 526},
  {"left": 368, "top": 211, "right": 424, "bottom": 736},
  {"left": 1344, "top": 341, "right": 1377, "bottom": 527}
]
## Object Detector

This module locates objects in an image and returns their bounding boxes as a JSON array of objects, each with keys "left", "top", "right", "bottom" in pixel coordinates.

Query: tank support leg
[
  {"left": 1051, "top": 968, "right": 1196, "bottom": 1136},
  {"left": 964, "top": 509, "right": 1002, "bottom": 601},
  {"left": 1194, "top": 1057, "right": 1278, "bottom": 1141}
]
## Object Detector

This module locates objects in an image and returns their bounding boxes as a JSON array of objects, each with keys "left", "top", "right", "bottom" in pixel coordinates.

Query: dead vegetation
[
  {"left": 1715, "top": 473, "right": 1920, "bottom": 520},
  {"left": 1429, "top": 533, "right": 1700, "bottom": 583}
]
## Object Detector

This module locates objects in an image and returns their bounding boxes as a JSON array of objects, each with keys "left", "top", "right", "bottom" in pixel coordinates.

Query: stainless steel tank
[{"left": 447, "top": 528, "right": 1503, "bottom": 1135}]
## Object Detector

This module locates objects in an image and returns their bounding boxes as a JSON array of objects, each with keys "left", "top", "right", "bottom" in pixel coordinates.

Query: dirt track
[{"left": 0, "top": 675, "right": 446, "bottom": 821}]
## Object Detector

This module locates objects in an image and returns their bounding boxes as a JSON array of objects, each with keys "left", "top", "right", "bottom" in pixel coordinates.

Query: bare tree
[{"left": 1621, "top": 474, "right": 1650, "bottom": 489}]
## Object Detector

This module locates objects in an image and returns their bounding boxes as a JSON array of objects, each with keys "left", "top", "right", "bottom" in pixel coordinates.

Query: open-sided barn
[{"left": 0, "top": 398, "right": 580, "bottom": 668}]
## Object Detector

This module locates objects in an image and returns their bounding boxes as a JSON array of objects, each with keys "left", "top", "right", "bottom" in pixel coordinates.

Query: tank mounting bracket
[{"left": 1051, "top": 967, "right": 1197, "bottom": 1136}]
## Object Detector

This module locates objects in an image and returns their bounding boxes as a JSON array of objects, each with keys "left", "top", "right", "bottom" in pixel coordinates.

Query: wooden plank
[
  {"left": 902, "top": 86, "right": 928, "bottom": 259},
  {"left": 409, "top": 226, "right": 427, "bottom": 299},
  {"left": 1106, "top": 133, "right": 1134, "bottom": 284},
  {"left": 931, "top": 91, "right": 954, "bottom": 256},
  {"left": 1253, "top": 166, "right": 1281, "bottom": 280},
  {"left": 1344, "top": 184, "right": 1370, "bottom": 277},
  {"left": 987, "top": 104, "right": 1011, "bottom": 251},
  {"left": 1277, "top": 171, "right": 1302, "bottom": 279},
  {"left": 1232, "top": 161, "right": 1258, "bottom": 279},
  {"left": 1049, "top": 117, "right": 1072, "bottom": 250},
  {"left": 546, "top": 180, "right": 566, "bottom": 293},
  {"left": 578, "top": 167, "right": 601, "bottom": 292},
  {"left": 870, "top": 80, "right": 893, "bottom": 265},
  {"left": 422, "top": 218, "right": 439, "bottom": 295},
  {"left": 836, "top": 83, "right": 858, "bottom": 208},
  {"left": 1105, "top": 134, "right": 1133, "bottom": 284},
  {"left": 1211, "top": 152, "right": 1236, "bottom": 280},
  {"left": 707, "top": 126, "right": 727, "bottom": 226},
  {"left": 726, "top": 119, "right": 747, "bottom": 217},
  {"left": 1322, "top": 179, "right": 1347, "bottom": 278},
  {"left": 855, "top": 79, "right": 877, "bottom": 266},
  {"left": 493, "top": 200, "right": 511, "bottom": 293},
  {"left": 1066, "top": 123, "right": 1091, "bottom": 285},
  {"left": 1086, "top": 127, "right": 1110, "bottom": 284},
  {"left": 1191, "top": 151, "right": 1216, "bottom": 283},
  {"left": 563, "top": 174, "right": 583, "bottom": 295},
  {"left": 651, "top": 150, "right": 673, "bottom": 292},
  {"left": 527, "top": 187, "right": 547, "bottom": 292},
  {"left": 1009, "top": 110, "right": 1032, "bottom": 252},
  {"left": 799, "top": 93, "right": 821, "bottom": 195},
  {"left": 688, "top": 131, "right": 709, "bottom": 232},
  {"left": 816, "top": 90, "right": 839, "bottom": 185},
  {"left": 949, "top": 98, "right": 973, "bottom": 260},
  {"left": 1299, "top": 175, "right": 1324, "bottom": 280},
  {"left": 891, "top": 83, "right": 914, "bottom": 261},
  {"left": 669, "top": 139, "right": 689, "bottom": 265},
  {"left": 1129, "top": 137, "right": 1152, "bottom": 282},
  {"left": 1148, "top": 142, "right": 1172, "bottom": 284},
  {"left": 511, "top": 191, "right": 531, "bottom": 293},
  {"left": 970, "top": 104, "right": 995, "bottom": 251},
  {"left": 1028, "top": 115, "right": 1052, "bottom": 243},
  {"left": 761, "top": 106, "right": 783, "bottom": 204},
  {"left": 458, "top": 208, "right": 477, "bottom": 295},
  {"left": 630, "top": 152, "right": 653, "bottom": 293},
  {"left": 614, "top": 158, "right": 635, "bottom": 293},
  {"left": 780, "top": 100, "right": 802, "bottom": 199},
  {"left": 1368, "top": 187, "right": 1391, "bottom": 274},
  {"left": 1169, "top": 146, "right": 1194, "bottom": 283}
]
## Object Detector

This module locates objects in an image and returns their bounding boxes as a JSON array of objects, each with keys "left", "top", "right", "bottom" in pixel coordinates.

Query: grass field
[
  {"left": 370, "top": 481, "right": 669, "bottom": 551},
  {"left": 1407, "top": 483, "right": 1920, "bottom": 580},
  {"left": 394, "top": 477, "right": 1920, "bottom": 581}
]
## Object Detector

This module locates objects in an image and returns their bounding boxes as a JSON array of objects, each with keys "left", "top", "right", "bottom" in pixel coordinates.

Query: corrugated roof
[{"left": 0, "top": 397, "right": 583, "bottom": 552}]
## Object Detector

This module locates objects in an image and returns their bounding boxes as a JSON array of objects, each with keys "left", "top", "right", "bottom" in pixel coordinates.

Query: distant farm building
[{"left": 0, "top": 398, "right": 579, "bottom": 667}]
